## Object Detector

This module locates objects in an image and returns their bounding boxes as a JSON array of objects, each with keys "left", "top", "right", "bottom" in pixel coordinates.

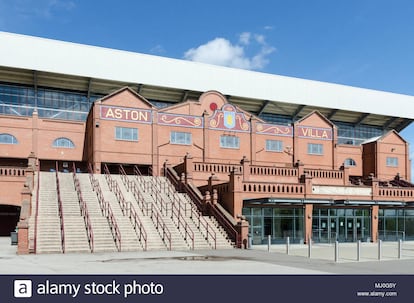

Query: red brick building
[{"left": 1, "top": 32, "right": 414, "bottom": 247}]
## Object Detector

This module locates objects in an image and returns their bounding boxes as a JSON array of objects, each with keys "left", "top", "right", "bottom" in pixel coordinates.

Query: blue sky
[{"left": 1, "top": 0, "right": 414, "bottom": 173}]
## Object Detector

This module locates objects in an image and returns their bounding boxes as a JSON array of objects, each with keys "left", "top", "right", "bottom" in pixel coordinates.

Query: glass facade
[
  {"left": 378, "top": 209, "right": 414, "bottom": 241},
  {"left": 259, "top": 113, "right": 386, "bottom": 146},
  {"left": 242, "top": 207, "right": 304, "bottom": 244},
  {"left": 334, "top": 121, "right": 384, "bottom": 145},
  {"left": 312, "top": 208, "right": 371, "bottom": 243},
  {"left": 0, "top": 83, "right": 102, "bottom": 121}
]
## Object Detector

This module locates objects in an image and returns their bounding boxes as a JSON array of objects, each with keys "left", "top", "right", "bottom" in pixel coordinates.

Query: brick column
[
  {"left": 341, "top": 165, "right": 350, "bottom": 185},
  {"left": 304, "top": 204, "right": 313, "bottom": 244},
  {"left": 184, "top": 153, "right": 193, "bottom": 184},
  {"left": 240, "top": 156, "right": 250, "bottom": 182},
  {"left": 371, "top": 205, "right": 379, "bottom": 243},
  {"left": 236, "top": 218, "right": 249, "bottom": 249},
  {"left": 304, "top": 174, "right": 313, "bottom": 197},
  {"left": 17, "top": 188, "right": 31, "bottom": 254},
  {"left": 229, "top": 169, "right": 243, "bottom": 219}
]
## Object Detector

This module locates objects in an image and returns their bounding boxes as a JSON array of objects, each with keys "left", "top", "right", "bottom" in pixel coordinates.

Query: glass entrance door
[{"left": 346, "top": 218, "right": 354, "bottom": 242}]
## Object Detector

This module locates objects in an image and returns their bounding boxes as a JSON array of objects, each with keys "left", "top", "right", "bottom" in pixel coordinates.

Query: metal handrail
[
  {"left": 171, "top": 201, "right": 194, "bottom": 249},
  {"left": 104, "top": 202, "right": 122, "bottom": 251},
  {"left": 106, "top": 164, "right": 148, "bottom": 250},
  {"left": 73, "top": 163, "right": 94, "bottom": 252},
  {"left": 55, "top": 162, "right": 65, "bottom": 253},
  {"left": 190, "top": 206, "right": 217, "bottom": 249},
  {"left": 164, "top": 165, "right": 240, "bottom": 247},
  {"left": 33, "top": 162, "right": 40, "bottom": 253},
  {"left": 151, "top": 208, "right": 172, "bottom": 250},
  {"left": 88, "top": 163, "right": 121, "bottom": 251},
  {"left": 125, "top": 202, "right": 148, "bottom": 250}
]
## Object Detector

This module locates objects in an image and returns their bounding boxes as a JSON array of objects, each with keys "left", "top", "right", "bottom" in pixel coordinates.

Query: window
[
  {"left": 170, "top": 131, "right": 192, "bottom": 145},
  {"left": 386, "top": 157, "right": 398, "bottom": 167},
  {"left": 344, "top": 158, "right": 356, "bottom": 167},
  {"left": 115, "top": 127, "right": 138, "bottom": 141},
  {"left": 220, "top": 135, "right": 240, "bottom": 149},
  {"left": 307, "top": 143, "right": 323, "bottom": 155},
  {"left": 265, "top": 139, "right": 283, "bottom": 152},
  {"left": 0, "top": 133, "right": 18, "bottom": 144},
  {"left": 52, "top": 137, "right": 75, "bottom": 148}
]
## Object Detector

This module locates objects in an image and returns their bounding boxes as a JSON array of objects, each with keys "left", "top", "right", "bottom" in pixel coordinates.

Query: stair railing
[
  {"left": 190, "top": 206, "right": 217, "bottom": 249},
  {"left": 88, "top": 163, "right": 121, "bottom": 252},
  {"left": 170, "top": 200, "right": 194, "bottom": 249},
  {"left": 72, "top": 163, "right": 94, "bottom": 252},
  {"left": 165, "top": 165, "right": 239, "bottom": 247},
  {"left": 126, "top": 176, "right": 153, "bottom": 215},
  {"left": 103, "top": 202, "right": 122, "bottom": 252},
  {"left": 125, "top": 202, "right": 148, "bottom": 251},
  {"left": 105, "top": 164, "right": 148, "bottom": 250},
  {"left": 33, "top": 162, "right": 40, "bottom": 253},
  {"left": 55, "top": 162, "right": 65, "bottom": 253},
  {"left": 119, "top": 165, "right": 130, "bottom": 191},
  {"left": 151, "top": 208, "right": 172, "bottom": 250}
]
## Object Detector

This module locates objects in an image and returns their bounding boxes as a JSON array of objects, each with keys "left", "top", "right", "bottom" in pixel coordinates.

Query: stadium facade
[{"left": 1, "top": 32, "right": 414, "bottom": 252}]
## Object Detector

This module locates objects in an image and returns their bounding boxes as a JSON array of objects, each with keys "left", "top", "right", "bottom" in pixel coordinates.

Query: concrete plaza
[{"left": 1, "top": 237, "right": 414, "bottom": 275}]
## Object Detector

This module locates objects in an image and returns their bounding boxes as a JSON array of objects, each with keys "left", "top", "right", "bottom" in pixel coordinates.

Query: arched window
[
  {"left": 344, "top": 158, "right": 357, "bottom": 167},
  {"left": 0, "top": 133, "right": 18, "bottom": 144},
  {"left": 52, "top": 137, "right": 75, "bottom": 148}
]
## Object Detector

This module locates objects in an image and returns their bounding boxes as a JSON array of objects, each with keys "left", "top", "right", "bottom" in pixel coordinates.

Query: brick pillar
[
  {"left": 304, "top": 174, "right": 313, "bottom": 197},
  {"left": 18, "top": 189, "right": 31, "bottom": 254},
  {"left": 26, "top": 152, "right": 36, "bottom": 194},
  {"left": 17, "top": 219, "right": 29, "bottom": 254},
  {"left": 296, "top": 160, "right": 304, "bottom": 182},
  {"left": 371, "top": 205, "right": 379, "bottom": 243},
  {"left": 240, "top": 156, "right": 250, "bottom": 182},
  {"left": 229, "top": 169, "right": 243, "bottom": 220},
  {"left": 304, "top": 204, "right": 313, "bottom": 244},
  {"left": 341, "top": 165, "right": 350, "bottom": 185},
  {"left": 236, "top": 218, "right": 249, "bottom": 249},
  {"left": 184, "top": 153, "right": 193, "bottom": 184},
  {"left": 371, "top": 177, "right": 379, "bottom": 199}
]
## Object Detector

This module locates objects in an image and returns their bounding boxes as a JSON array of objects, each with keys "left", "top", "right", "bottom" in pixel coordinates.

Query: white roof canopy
[{"left": 0, "top": 31, "right": 413, "bottom": 130}]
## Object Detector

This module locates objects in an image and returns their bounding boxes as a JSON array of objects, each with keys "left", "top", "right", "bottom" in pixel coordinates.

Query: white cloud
[
  {"left": 239, "top": 32, "right": 251, "bottom": 45},
  {"left": 183, "top": 32, "right": 276, "bottom": 70}
]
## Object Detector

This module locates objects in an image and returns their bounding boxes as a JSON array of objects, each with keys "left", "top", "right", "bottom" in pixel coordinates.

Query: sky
[{"left": 1, "top": 0, "right": 414, "bottom": 174}]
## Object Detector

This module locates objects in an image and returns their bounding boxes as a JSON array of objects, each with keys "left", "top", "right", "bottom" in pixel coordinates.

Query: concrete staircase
[
  {"left": 31, "top": 170, "right": 233, "bottom": 254},
  {"left": 111, "top": 175, "right": 167, "bottom": 251},
  {"left": 95, "top": 174, "right": 144, "bottom": 252},
  {"left": 35, "top": 172, "right": 62, "bottom": 254},
  {"left": 125, "top": 174, "right": 234, "bottom": 250},
  {"left": 76, "top": 174, "right": 117, "bottom": 253},
  {"left": 58, "top": 173, "right": 90, "bottom": 253}
]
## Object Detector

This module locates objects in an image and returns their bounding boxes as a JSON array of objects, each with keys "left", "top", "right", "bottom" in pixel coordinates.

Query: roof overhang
[{"left": 0, "top": 31, "right": 413, "bottom": 130}]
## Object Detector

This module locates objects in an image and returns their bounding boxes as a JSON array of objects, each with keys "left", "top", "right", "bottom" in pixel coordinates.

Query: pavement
[{"left": 2, "top": 237, "right": 414, "bottom": 275}]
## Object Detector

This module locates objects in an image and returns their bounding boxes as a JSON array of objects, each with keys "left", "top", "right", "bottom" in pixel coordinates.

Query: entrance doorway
[
  {"left": 242, "top": 206, "right": 304, "bottom": 244},
  {"left": 312, "top": 208, "right": 370, "bottom": 243},
  {"left": 0, "top": 205, "right": 20, "bottom": 236}
]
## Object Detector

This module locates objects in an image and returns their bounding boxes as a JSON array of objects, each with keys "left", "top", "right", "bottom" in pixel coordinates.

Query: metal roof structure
[{"left": 0, "top": 31, "right": 413, "bottom": 130}]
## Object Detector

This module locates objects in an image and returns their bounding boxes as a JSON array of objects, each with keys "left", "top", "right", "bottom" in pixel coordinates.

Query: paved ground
[{"left": 2, "top": 237, "right": 414, "bottom": 274}]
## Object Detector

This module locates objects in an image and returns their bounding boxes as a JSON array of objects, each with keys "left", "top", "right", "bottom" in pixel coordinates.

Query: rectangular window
[
  {"left": 386, "top": 157, "right": 398, "bottom": 167},
  {"left": 220, "top": 135, "right": 240, "bottom": 149},
  {"left": 115, "top": 127, "right": 138, "bottom": 141},
  {"left": 265, "top": 139, "right": 283, "bottom": 152},
  {"left": 307, "top": 143, "right": 323, "bottom": 155},
  {"left": 170, "top": 131, "right": 192, "bottom": 145}
]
